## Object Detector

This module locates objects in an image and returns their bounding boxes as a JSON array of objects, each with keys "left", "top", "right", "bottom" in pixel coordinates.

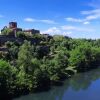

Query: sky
[{"left": 0, "top": 0, "right": 100, "bottom": 39}]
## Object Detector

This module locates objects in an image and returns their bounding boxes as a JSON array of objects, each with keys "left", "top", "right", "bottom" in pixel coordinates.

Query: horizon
[{"left": 0, "top": 0, "right": 100, "bottom": 39}]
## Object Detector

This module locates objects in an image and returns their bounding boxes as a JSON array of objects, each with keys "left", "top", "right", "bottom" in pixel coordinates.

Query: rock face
[
  {"left": 0, "top": 35, "right": 23, "bottom": 45},
  {"left": 0, "top": 35, "right": 41, "bottom": 46}
]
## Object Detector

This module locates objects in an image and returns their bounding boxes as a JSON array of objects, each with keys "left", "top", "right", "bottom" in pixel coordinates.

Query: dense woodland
[{"left": 0, "top": 30, "right": 100, "bottom": 99}]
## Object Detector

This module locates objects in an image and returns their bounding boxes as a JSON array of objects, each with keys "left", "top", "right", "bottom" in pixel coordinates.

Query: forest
[{"left": 0, "top": 31, "right": 100, "bottom": 99}]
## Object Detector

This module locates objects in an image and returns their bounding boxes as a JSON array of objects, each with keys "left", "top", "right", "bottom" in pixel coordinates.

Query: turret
[{"left": 9, "top": 22, "right": 17, "bottom": 29}]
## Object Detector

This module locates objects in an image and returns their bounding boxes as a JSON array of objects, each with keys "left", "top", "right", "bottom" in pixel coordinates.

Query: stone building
[
  {"left": 1, "top": 22, "right": 40, "bottom": 37},
  {"left": 23, "top": 29, "right": 40, "bottom": 36},
  {"left": 9, "top": 22, "right": 22, "bottom": 37},
  {"left": 1, "top": 22, "right": 22, "bottom": 37},
  {"left": 9, "top": 22, "right": 17, "bottom": 28},
  {"left": 0, "top": 22, "right": 41, "bottom": 46},
  {"left": 9, "top": 22, "right": 40, "bottom": 36}
]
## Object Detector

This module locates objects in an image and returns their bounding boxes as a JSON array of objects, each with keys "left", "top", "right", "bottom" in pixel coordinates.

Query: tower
[{"left": 9, "top": 22, "right": 17, "bottom": 29}]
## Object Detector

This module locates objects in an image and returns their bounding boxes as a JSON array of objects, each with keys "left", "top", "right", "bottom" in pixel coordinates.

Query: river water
[{"left": 14, "top": 68, "right": 100, "bottom": 100}]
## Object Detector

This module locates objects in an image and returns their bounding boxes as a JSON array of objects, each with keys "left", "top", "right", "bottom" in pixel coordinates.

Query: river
[{"left": 14, "top": 68, "right": 100, "bottom": 100}]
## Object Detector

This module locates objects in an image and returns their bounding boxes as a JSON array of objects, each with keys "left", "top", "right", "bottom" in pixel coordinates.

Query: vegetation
[
  {"left": 0, "top": 34, "right": 100, "bottom": 99},
  {"left": 1, "top": 28, "right": 13, "bottom": 35}
]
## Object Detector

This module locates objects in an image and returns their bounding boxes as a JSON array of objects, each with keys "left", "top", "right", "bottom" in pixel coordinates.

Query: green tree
[
  {"left": 45, "top": 50, "right": 68, "bottom": 81},
  {"left": 0, "top": 60, "right": 17, "bottom": 95},
  {"left": 69, "top": 43, "right": 100, "bottom": 72},
  {"left": 16, "top": 31, "right": 26, "bottom": 38},
  {"left": 1, "top": 28, "right": 13, "bottom": 35},
  {"left": 17, "top": 40, "right": 33, "bottom": 72}
]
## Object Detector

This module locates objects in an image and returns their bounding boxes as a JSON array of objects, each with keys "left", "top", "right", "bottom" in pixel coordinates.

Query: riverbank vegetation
[{"left": 0, "top": 34, "right": 100, "bottom": 99}]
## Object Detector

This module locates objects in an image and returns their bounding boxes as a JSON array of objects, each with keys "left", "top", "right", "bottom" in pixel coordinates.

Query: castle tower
[{"left": 9, "top": 22, "right": 17, "bottom": 29}]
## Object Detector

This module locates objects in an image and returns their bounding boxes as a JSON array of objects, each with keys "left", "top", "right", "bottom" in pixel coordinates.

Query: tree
[
  {"left": 0, "top": 60, "right": 17, "bottom": 96},
  {"left": 17, "top": 58, "right": 50, "bottom": 91},
  {"left": 35, "top": 46, "right": 50, "bottom": 59},
  {"left": 16, "top": 31, "right": 26, "bottom": 38},
  {"left": 69, "top": 43, "right": 100, "bottom": 72},
  {"left": 45, "top": 50, "right": 68, "bottom": 81},
  {"left": 5, "top": 42, "right": 19, "bottom": 63},
  {"left": 1, "top": 28, "right": 13, "bottom": 35},
  {"left": 17, "top": 40, "right": 33, "bottom": 72}
]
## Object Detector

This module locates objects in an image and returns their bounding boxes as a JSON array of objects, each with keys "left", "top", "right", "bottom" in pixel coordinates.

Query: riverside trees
[{"left": 0, "top": 35, "right": 100, "bottom": 98}]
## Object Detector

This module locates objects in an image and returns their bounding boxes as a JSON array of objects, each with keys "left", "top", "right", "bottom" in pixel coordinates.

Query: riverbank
[
  {"left": 14, "top": 67, "right": 100, "bottom": 100},
  {"left": 0, "top": 65, "right": 100, "bottom": 100}
]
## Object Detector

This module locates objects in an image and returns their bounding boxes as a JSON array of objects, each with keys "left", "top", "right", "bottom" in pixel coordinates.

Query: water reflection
[{"left": 14, "top": 68, "right": 100, "bottom": 100}]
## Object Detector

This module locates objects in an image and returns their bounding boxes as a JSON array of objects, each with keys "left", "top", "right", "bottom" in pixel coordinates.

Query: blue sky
[{"left": 0, "top": 0, "right": 100, "bottom": 39}]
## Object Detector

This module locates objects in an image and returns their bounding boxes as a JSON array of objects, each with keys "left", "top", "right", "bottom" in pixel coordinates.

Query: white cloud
[
  {"left": 65, "top": 17, "right": 83, "bottom": 22},
  {"left": 40, "top": 20, "right": 56, "bottom": 24},
  {"left": 86, "top": 14, "right": 100, "bottom": 20},
  {"left": 66, "top": 0, "right": 100, "bottom": 24},
  {"left": 63, "top": 31, "right": 72, "bottom": 35},
  {"left": 89, "top": 0, "right": 100, "bottom": 8},
  {"left": 84, "top": 9, "right": 100, "bottom": 21},
  {"left": 24, "top": 18, "right": 36, "bottom": 22},
  {"left": 24, "top": 17, "right": 56, "bottom": 24},
  {"left": 41, "top": 27, "right": 72, "bottom": 36},
  {"left": 65, "top": 17, "right": 86, "bottom": 24},
  {"left": 41, "top": 24, "right": 95, "bottom": 37},
  {"left": 61, "top": 25, "right": 94, "bottom": 32},
  {"left": 61, "top": 26, "right": 76, "bottom": 30},
  {"left": 83, "top": 21, "right": 90, "bottom": 25},
  {"left": 81, "top": 9, "right": 100, "bottom": 15},
  {"left": 65, "top": 8, "right": 100, "bottom": 25},
  {"left": 81, "top": 9, "right": 100, "bottom": 21},
  {"left": 42, "top": 27, "right": 61, "bottom": 34}
]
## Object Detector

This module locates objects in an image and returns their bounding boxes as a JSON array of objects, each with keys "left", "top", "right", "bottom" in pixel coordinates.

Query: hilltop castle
[
  {"left": 0, "top": 22, "right": 41, "bottom": 46},
  {"left": 0, "top": 22, "right": 53, "bottom": 47},
  {"left": 1, "top": 22, "right": 40, "bottom": 37}
]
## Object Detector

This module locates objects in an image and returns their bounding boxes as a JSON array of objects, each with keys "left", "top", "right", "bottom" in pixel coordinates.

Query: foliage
[
  {"left": 69, "top": 43, "right": 100, "bottom": 71},
  {"left": 1, "top": 28, "right": 13, "bottom": 35},
  {"left": 17, "top": 40, "right": 33, "bottom": 72},
  {"left": 0, "top": 33, "right": 100, "bottom": 98},
  {"left": 16, "top": 31, "right": 26, "bottom": 38},
  {"left": 0, "top": 60, "right": 17, "bottom": 95}
]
